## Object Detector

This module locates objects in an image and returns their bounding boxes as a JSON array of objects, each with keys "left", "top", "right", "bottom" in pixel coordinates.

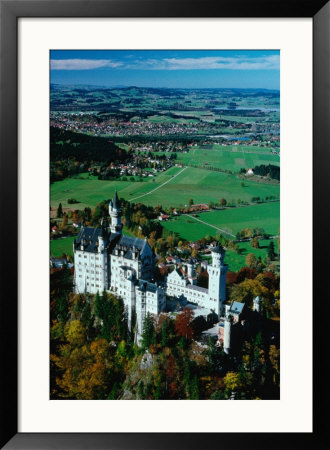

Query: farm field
[
  {"left": 147, "top": 115, "right": 199, "bottom": 124},
  {"left": 50, "top": 166, "right": 179, "bottom": 209},
  {"left": 132, "top": 167, "right": 280, "bottom": 208},
  {"left": 51, "top": 165, "right": 279, "bottom": 210},
  {"left": 175, "top": 144, "right": 280, "bottom": 172},
  {"left": 161, "top": 202, "right": 280, "bottom": 240}
]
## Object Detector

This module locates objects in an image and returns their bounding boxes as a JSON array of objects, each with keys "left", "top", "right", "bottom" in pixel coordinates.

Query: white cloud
[
  {"left": 50, "top": 55, "right": 279, "bottom": 71},
  {"left": 51, "top": 59, "right": 123, "bottom": 70},
  {"left": 128, "top": 55, "right": 280, "bottom": 71}
]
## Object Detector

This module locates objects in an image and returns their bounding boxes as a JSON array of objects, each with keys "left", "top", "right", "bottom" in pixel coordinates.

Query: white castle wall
[
  {"left": 74, "top": 249, "right": 108, "bottom": 294},
  {"left": 74, "top": 195, "right": 228, "bottom": 344}
]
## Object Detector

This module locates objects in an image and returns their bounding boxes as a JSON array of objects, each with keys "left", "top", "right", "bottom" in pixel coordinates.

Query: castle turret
[
  {"left": 98, "top": 235, "right": 105, "bottom": 253},
  {"left": 109, "top": 190, "right": 122, "bottom": 234},
  {"left": 224, "top": 314, "right": 233, "bottom": 354},
  {"left": 253, "top": 296, "right": 262, "bottom": 313},
  {"left": 207, "top": 244, "right": 228, "bottom": 316},
  {"left": 186, "top": 258, "right": 196, "bottom": 285}
]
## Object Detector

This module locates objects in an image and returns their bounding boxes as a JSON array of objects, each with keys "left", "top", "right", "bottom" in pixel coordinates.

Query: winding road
[
  {"left": 186, "top": 214, "right": 235, "bottom": 238},
  {"left": 129, "top": 167, "right": 187, "bottom": 202}
]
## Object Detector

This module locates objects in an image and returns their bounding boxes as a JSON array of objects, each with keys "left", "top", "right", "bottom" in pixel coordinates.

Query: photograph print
[{"left": 50, "top": 50, "right": 280, "bottom": 400}]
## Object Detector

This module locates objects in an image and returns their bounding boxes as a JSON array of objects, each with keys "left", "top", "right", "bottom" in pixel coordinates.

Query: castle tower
[
  {"left": 186, "top": 258, "right": 196, "bottom": 285},
  {"left": 109, "top": 190, "right": 122, "bottom": 234},
  {"left": 207, "top": 244, "right": 228, "bottom": 316},
  {"left": 97, "top": 218, "right": 109, "bottom": 291},
  {"left": 253, "top": 296, "right": 262, "bottom": 313},
  {"left": 224, "top": 314, "right": 233, "bottom": 354}
]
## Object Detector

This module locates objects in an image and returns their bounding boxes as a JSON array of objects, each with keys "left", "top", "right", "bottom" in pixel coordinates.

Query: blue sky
[{"left": 50, "top": 50, "right": 280, "bottom": 90}]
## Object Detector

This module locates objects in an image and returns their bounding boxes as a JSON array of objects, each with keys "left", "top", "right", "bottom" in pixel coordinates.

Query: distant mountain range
[{"left": 50, "top": 84, "right": 280, "bottom": 94}]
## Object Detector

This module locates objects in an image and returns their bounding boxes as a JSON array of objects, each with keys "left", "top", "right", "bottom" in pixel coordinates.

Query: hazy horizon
[{"left": 50, "top": 50, "right": 280, "bottom": 90}]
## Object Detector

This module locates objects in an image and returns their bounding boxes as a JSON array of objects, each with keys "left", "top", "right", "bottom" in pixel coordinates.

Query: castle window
[{"left": 84, "top": 255, "right": 87, "bottom": 259}]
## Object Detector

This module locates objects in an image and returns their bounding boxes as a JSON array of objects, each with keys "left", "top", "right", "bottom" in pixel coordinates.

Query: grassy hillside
[
  {"left": 51, "top": 165, "right": 279, "bottom": 210},
  {"left": 175, "top": 144, "right": 280, "bottom": 172},
  {"left": 161, "top": 202, "right": 280, "bottom": 241}
]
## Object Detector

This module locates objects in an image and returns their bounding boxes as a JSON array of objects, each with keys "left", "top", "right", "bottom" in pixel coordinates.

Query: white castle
[{"left": 73, "top": 192, "right": 228, "bottom": 338}]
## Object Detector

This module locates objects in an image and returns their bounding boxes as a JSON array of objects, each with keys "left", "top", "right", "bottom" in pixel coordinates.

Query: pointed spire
[{"left": 113, "top": 189, "right": 119, "bottom": 209}]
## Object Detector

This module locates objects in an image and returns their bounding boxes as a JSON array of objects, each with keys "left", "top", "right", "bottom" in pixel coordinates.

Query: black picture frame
[{"left": 0, "top": 0, "right": 329, "bottom": 448}]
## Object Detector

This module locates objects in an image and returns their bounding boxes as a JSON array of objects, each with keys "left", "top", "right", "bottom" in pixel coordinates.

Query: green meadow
[
  {"left": 175, "top": 144, "right": 280, "bottom": 172},
  {"left": 161, "top": 202, "right": 280, "bottom": 241},
  {"left": 51, "top": 165, "right": 279, "bottom": 210},
  {"left": 147, "top": 115, "right": 199, "bottom": 124},
  {"left": 202, "top": 239, "right": 279, "bottom": 272},
  {"left": 50, "top": 236, "right": 75, "bottom": 257}
]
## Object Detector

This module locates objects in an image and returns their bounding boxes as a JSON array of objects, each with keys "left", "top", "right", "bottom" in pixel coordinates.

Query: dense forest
[
  {"left": 50, "top": 266, "right": 280, "bottom": 400},
  {"left": 50, "top": 127, "right": 129, "bottom": 163}
]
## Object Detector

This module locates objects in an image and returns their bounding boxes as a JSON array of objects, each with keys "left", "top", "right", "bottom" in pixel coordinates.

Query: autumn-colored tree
[
  {"left": 230, "top": 277, "right": 270, "bottom": 309},
  {"left": 224, "top": 371, "right": 241, "bottom": 391},
  {"left": 236, "top": 267, "right": 256, "bottom": 283},
  {"left": 269, "top": 344, "right": 280, "bottom": 386},
  {"left": 147, "top": 230, "right": 157, "bottom": 249},
  {"left": 219, "top": 198, "right": 227, "bottom": 207},
  {"left": 175, "top": 307, "right": 195, "bottom": 341},
  {"left": 64, "top": 320, "right": 86, "bottom": 346},
  {"left": 226, "top": 271, "right": 238, "bottom": 285},
  {"left": 245, "top": 253, "right": 257, "bottom": 268},
  {"left": 51, "top": 337, "right": 111, "bottom": 399},
  {"left": 191, "top": 247, "right": 198, "bottom": 258},
  {"left": 251, "top": 236, "right": 259, "bottom": 248}
]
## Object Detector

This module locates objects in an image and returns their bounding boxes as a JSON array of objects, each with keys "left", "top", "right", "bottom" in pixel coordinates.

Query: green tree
[
  {"left": 267, "top": 241, "right": 276, "bottom": 260},
  {"left": 56, "top": 295, "right": 69, "bottom": 322},
  {"left": 161, "top": 318, "right": 170, "bottom": 347},
  {"left": 189, "top": 375, "right": 199, "bottom": 399},
  {"left": 57, "top": 202, "right": 63, "bottom": 218},
  {"left": 141, "top": 313, "right": 156, "bottom": 350},
  {"left": 81, "top": 302, "right": 93, "bottom": 330}
]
